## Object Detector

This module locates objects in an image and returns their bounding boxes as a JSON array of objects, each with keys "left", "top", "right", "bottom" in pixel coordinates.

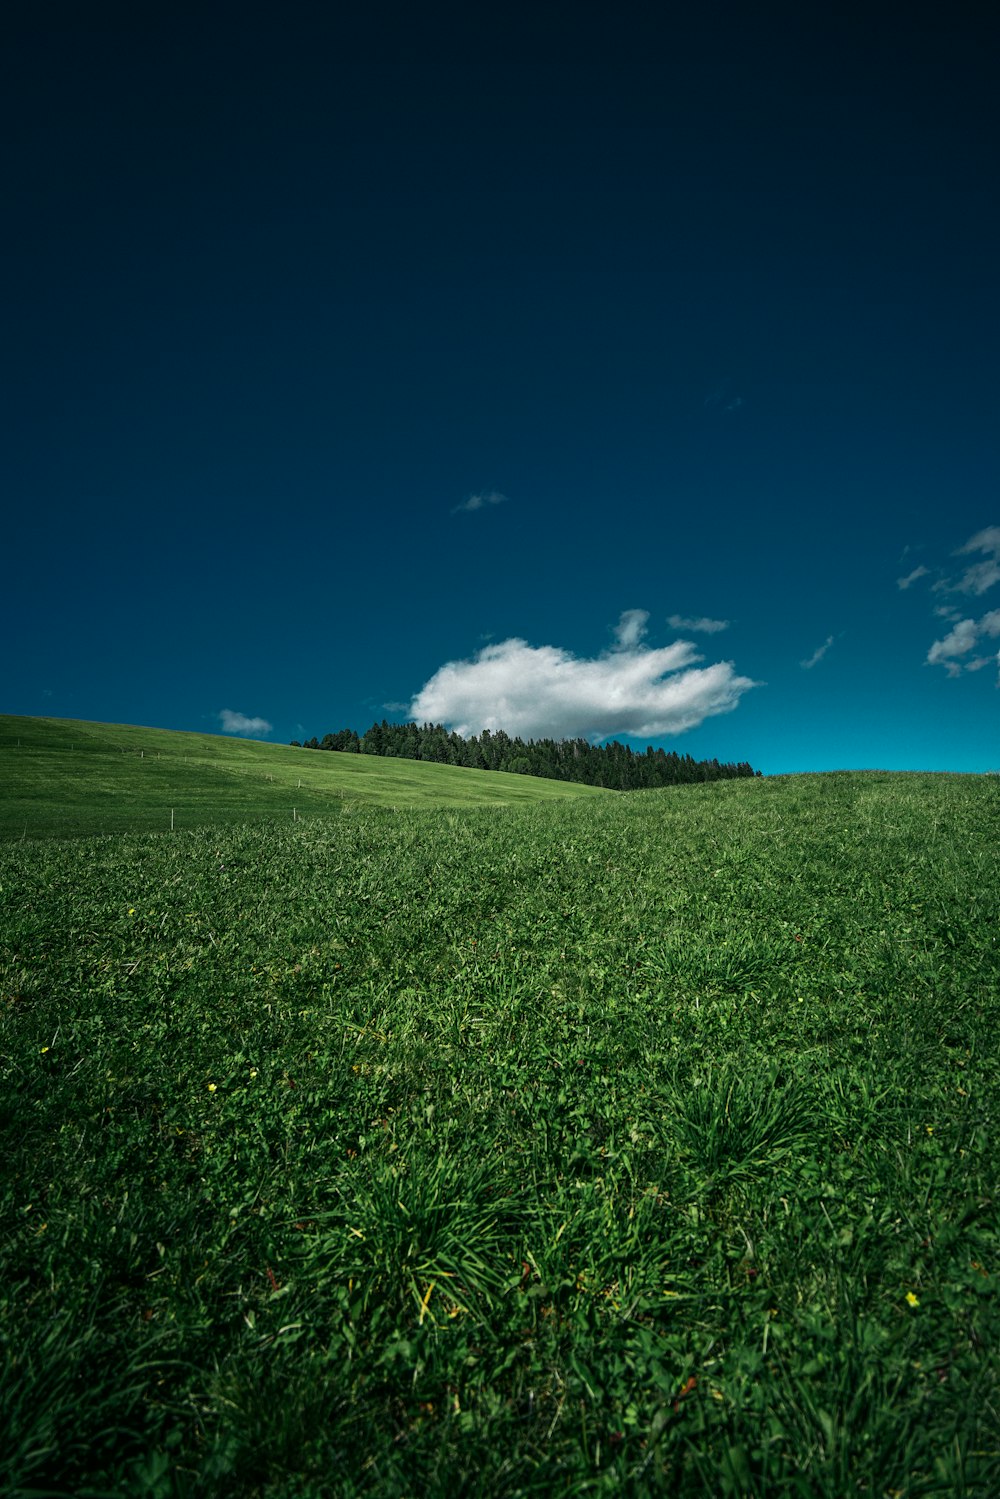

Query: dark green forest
[{"left": 291, "top": 722, "right": 760, "bottom": 791}]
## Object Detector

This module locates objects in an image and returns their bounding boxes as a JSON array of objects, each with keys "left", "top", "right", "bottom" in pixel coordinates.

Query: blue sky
[{"left": 5, "top": 4, "right": 998, "bottom": 773}]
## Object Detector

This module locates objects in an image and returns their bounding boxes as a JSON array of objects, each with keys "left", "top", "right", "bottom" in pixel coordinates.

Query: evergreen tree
[{"left": 293, "top": 721, "right": 759, "bottom": 788}]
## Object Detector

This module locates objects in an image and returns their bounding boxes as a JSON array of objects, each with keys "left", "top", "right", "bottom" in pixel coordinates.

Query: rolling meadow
[{"left": 1, "top": 717, "right": 998, "bottom": 1495}]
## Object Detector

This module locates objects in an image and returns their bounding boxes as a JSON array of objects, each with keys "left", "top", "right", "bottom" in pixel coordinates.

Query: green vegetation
[
  {"left": 294, "top": 720, "right": 759, "bottom": 790},
  {"left": 0, "top": 716, "right": 607, "bottom": 840},
  {"left": 2, "top": 758, "right": 999, "bottom": 1494}
]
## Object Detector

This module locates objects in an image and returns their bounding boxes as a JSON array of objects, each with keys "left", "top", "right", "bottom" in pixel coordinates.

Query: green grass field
[
  {"left": 0, "top": 716, "right": 607, "bottom": 840},
  {"left": 1, "top": 722, "right": 998, "bottom": 1495}
]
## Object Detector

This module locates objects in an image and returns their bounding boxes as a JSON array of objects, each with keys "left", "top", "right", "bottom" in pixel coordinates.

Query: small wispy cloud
[
  {"left": 921, "top": 527, "right": 1000, "bottom": 678},
  {"left": 951, "top": 527, "right": 1000, "bottom": 596},
  {"left": 927, "top": 610, "right": 1000, "bottom": 676},
  {"left": 897, "top": 565, "right": 930, "bottom": 590},
  {"left": 930, "top": 526, "right": 1000, "bottom": 597},
  {"left": 410, "top": 612, "right": 757, "bottom": 741},
  {"left": 927, "top": 619, "right": 979, "bottom": 668},
  {"left": 800, "top": 636, "right": 834, "bottom": 670},
  {"left": 613, "top": 609, "right": 649, "bottom": 649},
  {"left": 219, "top": 709, "right": 273, "bottom": 736},
  {"left": 451, "top": 491, "right": 508, "bottom": 515},
  {"left": 667, "top": 613, "right": 730, "bottom": 634},
  {"left": 703, "top": 379, "right": 743, "bottom": 414}
]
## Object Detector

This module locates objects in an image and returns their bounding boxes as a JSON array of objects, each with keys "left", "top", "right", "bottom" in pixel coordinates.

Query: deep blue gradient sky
[{"left": 5, "top": 4, "right": 999, "bottom": 773}]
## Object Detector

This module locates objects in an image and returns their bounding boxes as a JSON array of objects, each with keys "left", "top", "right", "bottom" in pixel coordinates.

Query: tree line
[{"left": 290, "top": 722, "right": 760, "bottom": 791}]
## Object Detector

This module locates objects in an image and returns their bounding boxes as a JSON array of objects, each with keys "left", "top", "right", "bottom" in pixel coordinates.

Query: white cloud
[
  {"left": 959, "top": 527, "right": 1000, "bottom": 553},
  {"left": 909, "top": 528, "right": 1000, "bottom": 676},
  {"left": 927, "top": 619, "right": 979, "bottom": 665},
  {"left": 219, "top": 709, "right": 273, "bottom": 735},
  {"left": 451, "top": 490, "right": 508, "bottom": 515},
  {"left": 800, "top": 636, "right": 834, "bottom": 670},
  {"left": 409, "top": 619, "right": 757, "bottom": 741},
  {"left": 935, "top": 526, "right": 1000, "bottom": 596},
  {"left": 897, "top": 565, "right": 930, "bottom": 590},
  {"left": 613, "top": 609, "right": 649, "bottom": 649},
  {"left": 926, "top": 610, "right": 1000, "bottom": 675},
  {"left": 667, "top": 614, "right": 730, "bottom": 634},
  {"left": 955, "top": 558, "right": 1000, "bottom": 596}
]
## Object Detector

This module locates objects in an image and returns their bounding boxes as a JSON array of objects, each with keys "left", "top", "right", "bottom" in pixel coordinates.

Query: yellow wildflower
[{"left": 905, "top": 1291, "right": 919, "bottom": 1307}]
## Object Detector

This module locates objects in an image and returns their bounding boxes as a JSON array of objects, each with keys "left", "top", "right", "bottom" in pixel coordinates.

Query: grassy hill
[
  {"left": 2, "top": 742, "right": 998, "bottom": 1493},
  {"left": 0, "top": 715, "right": 609, "bottom": 839}
]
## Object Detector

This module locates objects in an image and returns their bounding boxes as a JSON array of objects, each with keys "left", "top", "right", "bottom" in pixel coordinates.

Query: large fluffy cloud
[
  {"left": 409, "top": 615, "right": 757, "bottom": 741},
  {"left": 219, "top": 709, "right": 273, "bottom": 735}
]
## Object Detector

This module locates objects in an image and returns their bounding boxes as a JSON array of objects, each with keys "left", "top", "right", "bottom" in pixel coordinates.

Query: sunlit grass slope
[
  {"left": 2, "top": 770, "right": 998, "bottom": 1495},
  {"left": 0, "top": 715, "right": 608, "bottom": 839}
]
